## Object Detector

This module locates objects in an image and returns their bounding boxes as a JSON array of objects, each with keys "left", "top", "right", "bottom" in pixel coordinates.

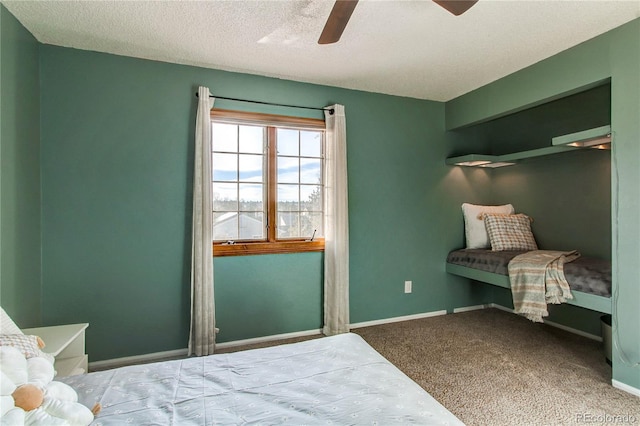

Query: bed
[
  {"left": 446, "top": 248, "right": 612, "bottom": 314},
  {"left": 60, "top": 333, "right": 463, "bottom": 425}
]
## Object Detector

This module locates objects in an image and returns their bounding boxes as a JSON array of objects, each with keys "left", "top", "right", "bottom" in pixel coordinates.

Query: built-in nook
[{"left": 447, "top": 82, "right": 612, "bottom": 336}]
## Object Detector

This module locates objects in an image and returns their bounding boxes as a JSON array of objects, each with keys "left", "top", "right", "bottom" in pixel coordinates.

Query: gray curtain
[{"left": 188, "top": 86, "right": 216, "bottom": 356}]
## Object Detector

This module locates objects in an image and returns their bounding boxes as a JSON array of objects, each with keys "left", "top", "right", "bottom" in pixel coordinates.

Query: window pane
[
  {"left": 239, "top": 125, "right": 264, "bottom": 154},
  {"left": 278, "top": 184, "right": 299, "bottom": 211},
  {"left": 300, "top": 158, "right": 321, "bottom": 184},
  {"left": 239, "top": 184, "right": 263, "bottom": 211},
  {"left": 211, "top": 113, "right": 325, "bottom": 248},
  {"left": 277, "top": 129, "right": 299, "bottom": 156},
  {"left": 239, "top": 154, "right": 264, "bottom": 182},
  {"left": 300, "top": 131, "right": 322, "bottom": 157},
  {"left": 213, "top": 212, "right": 238, "bottom": 241},
  {"left": 303, "top": 212, "right": 323, "bottom": 238},
  {"left": 239, "top": 212, "right": 265, "bottom": 240},
  {"left": 212, "top": 123, "right": 237, "bottom": 152},
  {"left": 277, "top": 156, "right": 299, "bottom": 184},
  {"left": 213, "top": 153, "right": 237, "bottom": 181},
  {"left": 213, "top": 182, "right": 237, "bottom": 211},
  {"left": 277, "top": 212, "right": 299, "bottom": 238},
  {"left": 301, "top": 185, "right": 322, "bottom": 211}
]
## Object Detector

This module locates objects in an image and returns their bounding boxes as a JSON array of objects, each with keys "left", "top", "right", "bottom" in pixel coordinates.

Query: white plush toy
[{"left": 0, "top": 346, "right": 99, "bottom": 426}]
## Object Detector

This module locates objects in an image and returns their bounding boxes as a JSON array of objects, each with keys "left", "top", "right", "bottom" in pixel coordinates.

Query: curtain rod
[{"left": 195, "top": 92, "right": 334, "bottom": 115}]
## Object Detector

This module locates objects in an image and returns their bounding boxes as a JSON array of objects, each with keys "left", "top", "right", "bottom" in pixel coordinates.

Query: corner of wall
[{"left": 0, "top": 3, "right": 43, "bottom": 327}]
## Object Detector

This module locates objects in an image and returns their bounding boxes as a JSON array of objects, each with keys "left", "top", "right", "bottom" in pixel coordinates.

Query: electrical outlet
[{"left": 404, "top": 280, "right": 412, "bottom": 293}]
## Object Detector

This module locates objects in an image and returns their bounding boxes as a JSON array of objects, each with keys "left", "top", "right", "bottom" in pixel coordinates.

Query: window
[{"left": 211, "top": 109, "right": 325, "bottom": 256}]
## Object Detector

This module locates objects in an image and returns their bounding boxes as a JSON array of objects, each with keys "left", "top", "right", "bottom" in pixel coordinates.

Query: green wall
[
  {"left": 445, "top": 18, "right": 640, "bottom": 390},
  {"left": 609, "top": 19, "right": 640, "bottom": 391},
  {"left": 39, "top": 46, "right": 487, "bottom": 361},
  {"left": 215, "top": 253, "right": 323, "bottom": 342},
  {"left": 0, "top": 5, "right": 42, "bottom": 328}
]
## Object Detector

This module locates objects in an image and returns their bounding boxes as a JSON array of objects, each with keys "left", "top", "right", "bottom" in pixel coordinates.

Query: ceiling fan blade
[
  {"left": 318, "top": 0, "right": 359, "bottom": 45},
  {"left": 433, "top": 0, "right": 478, "bottom": 16}
]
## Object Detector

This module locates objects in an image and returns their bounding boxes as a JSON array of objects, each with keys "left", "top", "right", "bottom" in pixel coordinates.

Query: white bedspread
[{"left": 62, "top": 333, "right": 463, "bottom": 425}]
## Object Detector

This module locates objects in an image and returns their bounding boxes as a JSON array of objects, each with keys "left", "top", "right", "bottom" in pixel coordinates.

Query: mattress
[
  {"left": 446, "top": 249, "right": 611, "bottom": 297},
  {"left": 62, "top": 333, "right": 463, "bottom": 425}
]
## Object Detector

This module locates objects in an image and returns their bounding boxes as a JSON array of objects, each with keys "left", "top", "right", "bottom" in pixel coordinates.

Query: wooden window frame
[{"left": 211, "top": 109, "right": 325, "bottom": 257}]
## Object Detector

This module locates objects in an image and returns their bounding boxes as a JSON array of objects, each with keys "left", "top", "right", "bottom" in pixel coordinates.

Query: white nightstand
[{"left": 21, "top": 323, "right": 89, "bottom": 377}]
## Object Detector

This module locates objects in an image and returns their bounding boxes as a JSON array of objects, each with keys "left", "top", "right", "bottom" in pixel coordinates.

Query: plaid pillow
[
  {"left": 484, "top": 213, "right": 537, "bottom": 251},
  {"left": 0, "top": 334, "right": 55, "bottom": 364},
  {"left": 0, "top": 334, "right": 42, "bottom": 358}
]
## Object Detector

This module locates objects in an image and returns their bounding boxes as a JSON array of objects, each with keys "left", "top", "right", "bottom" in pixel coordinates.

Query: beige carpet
[{"left": 220, "top": 308, "right": 640, "bottom": 425}]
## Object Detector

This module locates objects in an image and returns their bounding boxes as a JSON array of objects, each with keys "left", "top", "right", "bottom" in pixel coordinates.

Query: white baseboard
[
  {"left": 90, "top": 348, "right": 188, "bottom": 370},
  {"left": 92, "top": 310, "right": 449, "bottom": 368},
  {"left": 90, "top": 329, "right": 322, "bottom": 370},
  {"left": 91, "top": 305, "right": 603, "bottom": 370},
  {"left": 222, "top": 311, "right": 450, "bottom": 339},
  {"left": 350, "top": 310, "right": 447, "bottom": 329},
  {"left": 96, "top": 310, "right": 449, "bottom": 368},
  {"left": 215, "top": 329, "right": 322, "bottom": 350},
  {"left": 489, "top": 303, "right": 514, "bottom": 313},
  {"left": 453, "top": 304, "right": 491, "bottom": 313},
  {"left": 488, "top": 303, "right": 601, "bottom": 341},
  {"left": 543, "top": 319, "right": 602, "bottom": 342},
  {"left": 612, "top": 380, "right": 640, "bottom": 398}
]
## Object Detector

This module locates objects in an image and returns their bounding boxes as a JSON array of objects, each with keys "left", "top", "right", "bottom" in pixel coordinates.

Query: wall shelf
[
  {"left": 551, "top": 125, "right": 611, "bottom": 148},
  {"left": 447, "top": 125, "right": 611, "bottom": 168}
]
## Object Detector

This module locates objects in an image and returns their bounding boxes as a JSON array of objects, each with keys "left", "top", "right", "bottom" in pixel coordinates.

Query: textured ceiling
[{"left": 3, "top": 0, "right": 639, "bottom": 101}]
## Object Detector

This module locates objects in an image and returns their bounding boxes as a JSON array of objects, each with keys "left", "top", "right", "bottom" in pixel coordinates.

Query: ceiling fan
[{"left": 318, "top": 0, "right": 478, "bottom": 45}]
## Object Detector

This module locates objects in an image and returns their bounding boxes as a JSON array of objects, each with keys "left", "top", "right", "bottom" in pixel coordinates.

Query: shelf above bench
[{"left": 447, "top": 125, "right": 611, "bottom": 168}]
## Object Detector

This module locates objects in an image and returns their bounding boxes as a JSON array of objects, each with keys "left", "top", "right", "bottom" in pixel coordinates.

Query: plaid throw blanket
[{"left": 508, "top": 250, "right": 580, "bottom": 322}]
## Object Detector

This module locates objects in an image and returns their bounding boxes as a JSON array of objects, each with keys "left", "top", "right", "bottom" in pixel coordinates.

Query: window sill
[{"left": 213, "top": 239, "right": 325, "bottom": 257}]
